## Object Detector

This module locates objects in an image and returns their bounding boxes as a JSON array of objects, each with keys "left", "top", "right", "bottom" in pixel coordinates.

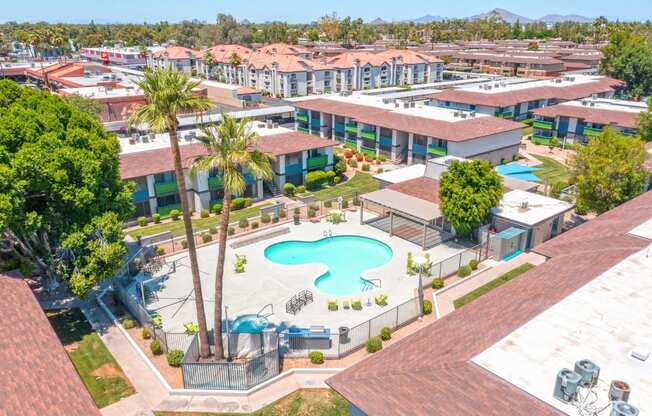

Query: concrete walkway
[{"left": 434, "top": 252, "right": 547, "bottom": 317}]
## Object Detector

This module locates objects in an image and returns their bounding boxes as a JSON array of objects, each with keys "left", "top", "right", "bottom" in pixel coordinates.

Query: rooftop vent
[
  {"left": 609, "top": 380, "right": 631, "bottom": 402},
  {"left": 630, "top": 347, "right": 649, "bottom": 362},
  {"left": 410, "top": 101, "right": 416, "bottom": 108},
  {"left": 553, "top": 369, "right": 582, "bottom": 403},
  {"left": 611, "top": 401, "right": 639, "bottom": 416},
  {"left": 574, "top": 359, "right": 600, "bottom": 388}
]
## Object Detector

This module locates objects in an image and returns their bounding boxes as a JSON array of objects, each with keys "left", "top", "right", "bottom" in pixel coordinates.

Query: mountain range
[{"left": 369, "top": 8, "right": 593, "bottom": 25}]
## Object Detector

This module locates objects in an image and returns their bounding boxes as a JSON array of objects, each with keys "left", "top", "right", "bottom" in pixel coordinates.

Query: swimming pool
[
  {"left": 496, "top": 163, "right": 542, "bottom": 182},
  {"left": 230, "top": 314, "right": 270, "bottom": 333},
  {"left": 264, "top": 235, "right": 393, "bottom": 296}
]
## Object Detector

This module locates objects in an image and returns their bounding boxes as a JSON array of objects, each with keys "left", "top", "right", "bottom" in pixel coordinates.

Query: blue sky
[{"left": 3, "top": 0, "right": 649, "bottom": 24}]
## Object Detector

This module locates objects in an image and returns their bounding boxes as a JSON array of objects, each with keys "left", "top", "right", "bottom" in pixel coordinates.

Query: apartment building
[
  {"left": 291, "top": 93, "right": 523, "bottom": 166},
  {"left": 429, "top": 75, "right": 623, "bottom": 121},
  {"left": 198, "top": 44, "right": 253, "bottom": 84},
  {"left": 147, "top": 46, "right": 201, "bottom": 75},
  {"left": 446, "top": 51, "right": 566, "bottom": 78},
  {"left": 80, "top": 46, "right": 148, "bottom": 69},
  {"left": 531, "top": 98, "right": 646, "bottom": 144},
  {"left": 119, "top": 123, "right": 334, "bottom": 220}
]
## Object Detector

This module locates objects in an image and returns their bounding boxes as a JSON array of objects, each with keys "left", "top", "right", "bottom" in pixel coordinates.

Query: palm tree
[
  {"left": 190, "top": 114, "right": 274, "bottom": 359},
  {"left": 130, "top": 67, "right": 213, "bottom": 358}
]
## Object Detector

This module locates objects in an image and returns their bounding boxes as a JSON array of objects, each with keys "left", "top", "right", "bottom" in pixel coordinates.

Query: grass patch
[
  {"left": 521, "top": 126, "right": 533, "bottom": 137},
  {"left": 312, "top": 172, "right": 379, "bottom": 201},
  {"left": 130, "top": 203, "right": 271, "bottom": 238},
  {"left": 453, "top": 263, "right": 535, "bottom": 309},
  {"left": 47, "top": 309, "right": 135, "bottom": 408},
  {"left": 533, "top": 155, "right": 571, "bottom": 186},
  {"left": 154, "top": 388, "right": 348, "bottom": 416}
]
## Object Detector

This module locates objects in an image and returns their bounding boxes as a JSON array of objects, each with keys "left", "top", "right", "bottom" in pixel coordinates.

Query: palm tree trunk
[
  {"left": 213, "top": 192, "right": 231, "bottom": 360},
  {"left": 168, "top": 122, "right": 211, "bottom": 358}
]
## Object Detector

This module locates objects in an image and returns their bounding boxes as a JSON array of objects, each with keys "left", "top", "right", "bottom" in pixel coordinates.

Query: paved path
[
  {"left": 83, "top": 299, "right": 164, "bottom": 416},
  {"left": 434, "top": 252, "right": 547, "bottom": 317}
]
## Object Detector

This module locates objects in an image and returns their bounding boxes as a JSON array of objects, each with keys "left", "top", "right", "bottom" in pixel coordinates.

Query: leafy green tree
[
  {"left": 64, "top": 94, "right": 103, "bottom": 120},
  {"left": 600, "top": 31, "right": 652, "bottom": 99},
  {"left": 0, "top": 80, "right": 133, "bottom": 297},
  {"left": 636, "top": 98, "right": 652, "bottom": 142},
  {"left": 190, "top": 114, "right": 274, "bottom": 360},
  {"left": 307, "top": 28, "right": 320, "bottom": 42},
  {"left": 570, "top": 128, "right": 649, "bottom": 214},
  {"left": 439, "top": 160, "right": 503, "bottom": 237},
  {"left": 130, "top": 68, "right": 213, "bottom": 358}
]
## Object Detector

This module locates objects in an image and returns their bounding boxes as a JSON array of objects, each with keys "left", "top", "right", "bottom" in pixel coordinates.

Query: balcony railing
[
  {"left": 310, "top": 119, "right": 321, "bottom": 128},
  {"left": 495, "top": 111, "right": 513, "bottom": 119},
  {"left": 533, "top": 120, "right": 553, "bottom": 130},
  {"left": 379, "top": 135, "right": 392, "bottom": 146},
  {"left": 344, "top": 124, "right": 358, "bottom": 134},
  {"left": 154, "top": 181, "right": 178, "bottom": 195},
  {"left": 297, "top": 126, "right": 309, "bottom": 134},
  {"left": 334, "top": 123, "right": 345, "bottom": 133},
  {"left": 307, "top": 155, "right": 328, "bottom": 170},
  {"left": 532, "top": 134, "right": 553, "bottom": 144},
  {"left": 412, "top": 143, "right": 427, "bottom": 155},
  {"left": 427, "top": 145, "right": 448, "bottom": 156},
  {"left": 157, "top": 203, "right": 181, "bottom": 216},
  {"left": 132, "top": 189, "right": 149, "bottom": 202},
  {"left": 360, "top": 129, "right": 377, "bottom": 141},
  {"left": 295, "top": 113, "right": 309, "bottom": 123},
  {"left": 285, "top": 163, "right": 303, "bottom": 175},
  {"left": 208, "top": 176, "right": 223, "bottom": 189},
  {"left": 583, "top": 127, "right": 603, "bottom": 137},
  {"left": 360, "top": 146, "right": 376, "bottom": 157},
  {"left": 344, "top": 139, "right": 357, "bottom": 149}
]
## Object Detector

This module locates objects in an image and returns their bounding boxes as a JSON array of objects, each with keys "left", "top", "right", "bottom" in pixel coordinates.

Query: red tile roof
[
  {"left": 0, "top": 273, "right": 101, "bottom": 416},
  {"left": 152, "top": 46, "right": 200, "bottom": 60},
  {"left": 387, "top": 177, "right": 440, "bottom": 203},
  {"left": 431, "top": 77, "right": 623, "bottom": 108},
  {"left": 533, "top": 104, "right": 640, "bottom": 129},
  {"left": 294, "top": 98, "right": 524, "bottom": 141},
  {"left": 256, "top": 131, "right": 335, "bottom": 156},
  {"left": 327, "top": 190, "right": 652, "bottom": 415}
]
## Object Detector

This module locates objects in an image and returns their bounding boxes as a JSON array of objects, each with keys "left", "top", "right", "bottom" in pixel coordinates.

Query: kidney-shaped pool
[{"left": 264, "top": 235, "right": 393, "bottom": 296}]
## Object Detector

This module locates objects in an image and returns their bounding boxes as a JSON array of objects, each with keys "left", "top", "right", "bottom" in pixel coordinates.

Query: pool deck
[{"left": 140, "top": 209, "right": 469, "bottom": 334}]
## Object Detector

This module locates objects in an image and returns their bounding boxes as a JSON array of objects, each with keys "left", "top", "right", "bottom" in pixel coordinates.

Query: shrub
[
  {"left": 150, "top": 340, "right": 163, "bottom": 355},
  {"left": 209, "top": 226, "right": 218, "bottom": 235},
  {"left": 293, "top": 207, "right": 301, "bottom": 215},
  {"left": 283, "top": 182, "right": 296, "bottom": 196},
  {"left": 308, "top": 208, "right": 316, "bottom": 218},
  {"left": 152, "top": 213, "right": 161, "bottom": 223},
  {"left": 306, "top": 170, "right": 327, "bottom": 190},
  {"left": 155, "top": 246, "right": 165, "bottom": 256},
  {"left": 142, "top": 327, "right": 151, "bottom": 339},
  {"left": 326, "top": 170, "right": 336, "bottom": 184},
  {"left": 361, "top": 163, "right": 370, "bottom": 172},
  {"left": 243, "top": 197, "right": 252, "bottom": 208},
  {"left": 122, "top": 319, "right": 135, "bottom": 329},
  {"left": 184, "top": 322, "right": 199, "bottom": 334},
  {"left": 376, "top": 168, "right": 384, "bottom": 173},
  {"left": 324, "top": 200, "right": 332, "bottom": 208},
  {"left": 272, "top": 216, "right": 279, "bottom": 223},
  {"left": 422, "top": 299, "right": 433, "bottom": 315},
  {"left": 200, "top": 209, "right": 209, "bottom": 218},
  {"left": 261, "top": 213, "right": 271, "bottom": 223},
  {"left": 328, "top": 300, "right": 338, "bottom": 311},
  {"left": 351, "top": 300, "right": 362, "bottom": 310},
  {"left": 181, "top": 240, "right": 188, "bottom": 249},
  {"left": 333, "top": 176, "right": 341, "bottom": 184},
  {"left": 575, "top": 200, "right": 588, "bottom": 215},
  {"left": 341, "top": 199, "right": 349, "bottom": 209},
  {"left": 170, "top": 209, "right": 180, "bottom": 220},
  {"left": 280, "top": 209, "right": 287, "bottom": 218},
  {"left": 380, "top": 327, "right": 391, "bottom": 341},
  {"left": 379, "top": 155, "right": 386, "bottom": 162},
  {"left": 201, "top": 233, "right": 212, "bottom": 243},
  {"left": 365, "top": 154, "right": 374, "bottom": 162},
  {"left": 231, "top": 197, "right": 246, "bottom": 210},
  {"left": 151, "top": 314, "right": 162, "bottom": 328},
  {"left": 469, "top": 259, "right": 479, "bottom": 270},
  {"left": 334, "top": 157, "right": 347, "bottom": 175},
  {"left": 374, "top": 294, "right": 388, "bottom": 307},
  {"left": 309, "top": 351, "right": 324, "bottom": 365},
  {"left": 228, "top": 227, "right": 235, "bottom": 236},
  {"left": 356, "top": 153, "right": 364, "bottom": 162},
  {"left": 212, "top": 203, "right": 223, "bottom": 214},
  {"left": 167, "top": 349, "right": 184, "bottom": 367},
  {"left": 238, "top": 218, "right": 249, "bottom": 229},
  {"left": 234, "top": 254, "right": 247, "bottom": 273},
  {"left": 366, "top": 337, "right": 383, "bottom": 353},
  {"left": 137, "top": 216, "right": 147, "bottom": 227},
  {"left": 251, "top": 222, "right": 259, "bottom": 229},
  {"left": 458, "top": 265, "right": 472, "bottom": 278},
  {"left": 343, "top": 299, "right": 350, "bottom": 309},
  {"left": 431, "top": 278, "right": 444, "bottom": 289},
  {"left": 296, "top": 185, "right": 306, "bottom": 194},
  {"left": 344, "top": 150, "right": 353, "bottom": 159},
  {"left": 348, "top": 159, "right": 358, "bottom": 168}
]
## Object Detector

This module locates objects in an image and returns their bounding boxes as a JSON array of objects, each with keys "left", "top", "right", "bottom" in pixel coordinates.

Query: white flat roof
[
  {"left": 373, "top": 164, "right": 426, "bottom": 184},
  {"left": 473, "top": 243, "right": 652, "bottom": 415},
  {"left": 491, "top": 189, "right": 574, "bottom": 226},
  {"left": 176, "top": 106, "right": 294, "bottom": 127},
  {"left": 455, "top": 74, "right": 605, "bottom": 95},
  {"left": 562, "top": 98, "right": 648, "bottom": 113},
  {"left": 629, "top": 219, "right": 652, "bottom": 241},
  {"left": 60, "top": 86, "right": 142, "bottom": 99}
]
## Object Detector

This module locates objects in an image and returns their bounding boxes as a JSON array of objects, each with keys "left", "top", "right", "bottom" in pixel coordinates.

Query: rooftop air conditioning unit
[
  {"left": 470, "top": 111, "right": 476, "bottom": 117},
  {"left": 520, "top": 198, "right": 529, "bottom": 209},
  {"left": 553, "top": 369, "right": 582, "bottom": 403},
  {"left": 590, "top": 102, "right": 595, "bottom": 107},
  {"left": 273, "top": 122, "right": 279, "bottom": 128},
  {"left": 611, "top": 401, "right": 639, "bottom": 416},
  {"left": 574, "top": 359, "right": 600, "bottom": 388},
  {"left": 609, "top": 381, "right": 631, "bottom": 402},
  {"left": 410, "top": 101, "right": 416, "bottom": 108},
  {"left": 582, "top": 100, "right": 588, "bottom": 106},
  {"left": 266, "top": 120, "right": 273, "bottom": 128},
  {"left": 460, "top": 113, "right": 467, "bottom": 119}
]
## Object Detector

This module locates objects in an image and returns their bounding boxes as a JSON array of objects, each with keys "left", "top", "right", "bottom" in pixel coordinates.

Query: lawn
[
  {"left": 129, "top": 203, "right": 271, "bottom": 238},
  {"left": 454, "top": 263, "right": 535, "bottom": 309},
  {"left": 154, "top": 389, "right": 348, "bottom": 416},
  {"left": 312, "top": 172, "right": 379, "bottom": 201},
  {"left": 47, "top": 309, "right": 135, "bottom": 408},
  {"left": 533, "top": 155, "right": 572, "bottom": 186}
]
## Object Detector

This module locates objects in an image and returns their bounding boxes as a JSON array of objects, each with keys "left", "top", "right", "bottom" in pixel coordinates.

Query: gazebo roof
[{"left": 361, "top": 189, "right": 441, "bottom": 222}]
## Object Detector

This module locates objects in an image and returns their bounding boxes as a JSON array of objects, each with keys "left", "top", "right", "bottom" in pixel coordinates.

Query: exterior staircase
[{"left": 265, "top": 180, "right": 282, "bottom": 197}]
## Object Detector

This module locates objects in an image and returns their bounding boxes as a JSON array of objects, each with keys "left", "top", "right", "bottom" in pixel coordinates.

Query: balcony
[
  {"left": 533, "top": 120, "right": 553, "bottom": 130},
  {"left": 344, "top": 138, "right": 358, "bottom": 149},
  {"left": 157, "top": 204, "right": 181, "bottom": 216},
  {"left": 307, "top": 155, "right": 328, "bottom": 170},
  {"left": 154, "top": 181, "right": 178, "bottom": 195},
  {"left": 208, "top": 176, "right": 223, "bottom": 189},
  {"left": 427, "top": 145, "right": 448, "bottom": 156},
  {"left": 412, "top": 143, "right": 427, "bottom": 155},
  {"left": 297, "top": 126, "right": 309, "bottom": 134},
  {"left": 360, "top": 146, "right": 376, "bottom": 157},
  {"left": 285, "top": 163, "right": 303, "bottom": 175},
  {"left": 379, "top": 135, "right": 392, "bottom": 146},
  {"left": 132, "top": 189, "right": 149, "bottom": 202},
  {"left": 495, "top": 111, "right": 513, "bottom": 119},
  {"left": 295, "top": 113, "right": 309, "bottom": 123},
  {"left": 583, "top": 127, "right": 603, "bottom": 137},
  {"left": 360, "top": 129, "right": 377, "bottom": 141},
  {"left": 334, "top": 123, "right": 345, "bottom": 133},
  {"left": 344, "top": 124, "right": 358, "bottom": 134},
  {"left": 532, "top": 134, "right": 553, "bottom": 144},
  {"left": 310, "top": 119, "right": 321, "bottom": 129}
]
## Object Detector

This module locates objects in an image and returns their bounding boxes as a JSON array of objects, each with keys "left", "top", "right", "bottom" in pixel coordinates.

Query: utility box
[{"left": 490, "top": 227, "right": 527, "bottom": 260}]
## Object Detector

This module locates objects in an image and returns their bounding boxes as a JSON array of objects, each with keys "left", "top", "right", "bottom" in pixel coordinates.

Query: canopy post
[
  {"left": 389, "top": 211, "right": 394, "bottom": 237},
  {"left": 422, "top": 222, "right": 427, "bottom": 250}
]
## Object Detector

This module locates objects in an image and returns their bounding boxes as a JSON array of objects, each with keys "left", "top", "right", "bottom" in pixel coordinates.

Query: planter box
[{"left": 296, "top": 194, "right": 316, "bottom": 205}]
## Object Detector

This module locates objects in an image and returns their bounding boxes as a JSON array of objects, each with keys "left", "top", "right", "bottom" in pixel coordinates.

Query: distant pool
[
  {"left": 264, "top": 235, "right": 393, "bottom": 296},
  {"left": 496, "top": 163, "right": 541, "bottom": 182}
]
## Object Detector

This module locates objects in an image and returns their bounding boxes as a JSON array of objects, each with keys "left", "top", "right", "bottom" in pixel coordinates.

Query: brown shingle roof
[
  {"left": 327, "top": 190, "right": 652, "bottom": 415},
  {"left": 431, "top": 77, "right": 623, "bottom": 108},
  {"left": 294, "top": 98, "right": 524, "bottom": 141},
  {"left": 0, "top": 273, "right": 101, "bottom": 416},
  {"left": 533, "top": 104, "right": 640, "bottom": 129}
]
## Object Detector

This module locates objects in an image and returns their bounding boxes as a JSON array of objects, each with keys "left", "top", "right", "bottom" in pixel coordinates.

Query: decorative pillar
[
  {"left": 331, "top": 114, "right": 336, "bottom": 140},
  {"left": 408, "top": 133, "right": 414, "bottom": 165}
]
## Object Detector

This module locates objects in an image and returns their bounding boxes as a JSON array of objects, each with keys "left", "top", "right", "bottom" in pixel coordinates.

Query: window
[
  {"left": 155, "top": 172, "right": 175, "bottom": 183},
  {"left": 157, "top": 193, "right": 179, "bottom": 207},
  {"left": 210, "top": 188, "right": 224, "bottom": 201},
  {"left": 413, "top": 135, "right": 427, "bottom": 146}
]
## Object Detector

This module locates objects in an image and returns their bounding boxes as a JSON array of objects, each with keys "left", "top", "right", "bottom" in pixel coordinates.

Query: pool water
[
  {"left": 495, "top": 163, "right": 541, "bottom": 182},
  {"left": 264, "top": 235, "right": 393, "bottom": 296},
  {"left": 230, "top": 314, "right": 270, "bottom": 333}
]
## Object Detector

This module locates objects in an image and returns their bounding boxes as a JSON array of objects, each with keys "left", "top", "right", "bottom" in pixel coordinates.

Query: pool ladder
[
  {"left": 361, "top": 278, "right": 381, "bottom": 292},
  {"left": 323, "top": 229, "right": 333, "bottom": 238}
]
